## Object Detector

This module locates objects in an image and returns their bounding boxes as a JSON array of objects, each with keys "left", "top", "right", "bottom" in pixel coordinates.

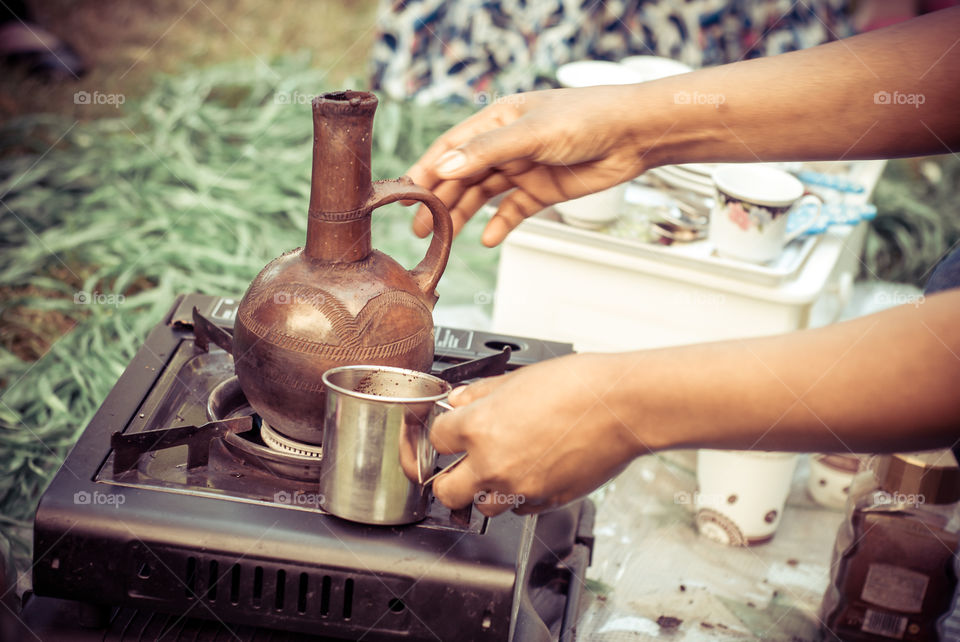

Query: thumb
[{"left": 434, "top": 123, "right": 537, "bottom": 179}]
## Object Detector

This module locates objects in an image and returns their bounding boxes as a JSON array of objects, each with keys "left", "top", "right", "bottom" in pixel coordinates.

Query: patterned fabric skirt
[{"left": 370, "top": 0, "right": 853, "bottom": 104}]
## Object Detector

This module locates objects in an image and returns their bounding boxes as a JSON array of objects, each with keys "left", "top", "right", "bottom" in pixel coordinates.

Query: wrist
[
  {"left": 622, "top": 79, "right": 728, "bottom": 171},
  {"left": 577, "top": 352, "right": 669, "bottom": 458}
]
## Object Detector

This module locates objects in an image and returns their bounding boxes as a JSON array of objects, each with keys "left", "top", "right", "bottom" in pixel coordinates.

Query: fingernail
[
  {"left": 436, "top": 150, "right": 466, "bottom": 175},
  {"left": 448, "top": 385, "right": 466, "bottom": 402}
]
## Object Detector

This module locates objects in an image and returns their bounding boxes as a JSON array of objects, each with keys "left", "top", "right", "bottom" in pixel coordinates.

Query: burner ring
[{"left": 261, "top": 422, "right": 324, "bottom": 458}]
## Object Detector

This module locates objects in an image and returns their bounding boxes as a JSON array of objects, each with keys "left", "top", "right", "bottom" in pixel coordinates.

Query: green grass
[{"left": 862, "top": 156, "right": 960, "bottom": 283}]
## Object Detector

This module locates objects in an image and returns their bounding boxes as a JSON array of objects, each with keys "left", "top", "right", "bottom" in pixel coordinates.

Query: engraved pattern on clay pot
[{"left": 238, "top": 284, "right": 432, "bottom": 359}]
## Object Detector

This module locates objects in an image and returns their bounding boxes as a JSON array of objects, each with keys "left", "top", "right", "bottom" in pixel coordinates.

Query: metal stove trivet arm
[{"left": 111, "top": 416, "right": 252, "bottom": 474}]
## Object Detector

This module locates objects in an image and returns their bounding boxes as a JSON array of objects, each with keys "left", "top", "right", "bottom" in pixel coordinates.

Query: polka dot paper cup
[
  {"left": 695, "top": 450, "right": 799, "bottom": 546},
  {"left": 807, "top": 453, "right": 863, "bottom": 509}
]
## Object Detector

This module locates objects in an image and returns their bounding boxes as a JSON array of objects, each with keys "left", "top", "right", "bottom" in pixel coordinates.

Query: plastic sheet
[{"left": 573, "top": 451, "right": 845, "bottom": 640}]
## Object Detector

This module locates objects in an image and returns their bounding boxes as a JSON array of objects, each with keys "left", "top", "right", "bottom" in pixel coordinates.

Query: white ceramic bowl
[
  {"left": 556, "top": 60, "right": 644, "bottom": 88},
  {"left": 619, "top": 55, "right": 693, "bottom": 81},
  {"left": 554, "top": 183, "right": 627, "bottom": 229}
]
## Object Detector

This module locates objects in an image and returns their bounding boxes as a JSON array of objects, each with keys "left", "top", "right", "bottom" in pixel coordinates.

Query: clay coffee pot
[{"left": 233, "top": 91, "right": 453, "bottom": 445}]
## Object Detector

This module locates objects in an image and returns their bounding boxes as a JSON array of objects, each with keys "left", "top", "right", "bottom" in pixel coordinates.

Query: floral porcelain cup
[{"left": 709, "top": 164, "right": 822, "bottom": 263}]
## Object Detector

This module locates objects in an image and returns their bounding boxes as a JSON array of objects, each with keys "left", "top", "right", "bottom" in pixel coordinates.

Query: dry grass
[
  {"left": 0, "top": 0, "right": 381, "bottom": 358},
  {"left": 0, "top": 0, "right": 379, "bottom": 122}
]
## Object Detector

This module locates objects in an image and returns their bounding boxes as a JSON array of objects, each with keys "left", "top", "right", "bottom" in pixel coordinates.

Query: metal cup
[{"left": 318, "top": 365, "right": 452, "bottom": 525}]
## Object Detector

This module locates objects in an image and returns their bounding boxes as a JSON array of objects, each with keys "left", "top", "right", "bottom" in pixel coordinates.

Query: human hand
[
  {"left": 428, "top": 353, "right": 645, "bottom": 516},
  {"left": 406, "top": 86, "right": 653, "bottom": 247}
]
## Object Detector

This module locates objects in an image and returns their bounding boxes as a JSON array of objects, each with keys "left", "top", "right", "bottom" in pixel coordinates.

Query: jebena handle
[{"left": 365, "top": 178, "right": 453, "bottom": 298}]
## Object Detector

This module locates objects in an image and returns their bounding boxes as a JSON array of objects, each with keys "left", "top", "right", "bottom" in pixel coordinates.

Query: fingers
[
  {"left": 431, "top": 455, "right": 481, "bottom": 509},
  {"left": 407, "top": 110, "right": 539, "bottom": 234},
  {"left": 436, "top": 122, "right": 539, "bottom": 181},
  {"left": 422, "top": 172, "right": 515, "bottom": 238},
  {"left": 411, "top": 176, "right": 475, "bottom": 238},
  {"left": 474, "top": 490, "right": 515, "bottom": 517},
  {"left": 412, "top": 205, "right": 433, "bottom": 238},
  {"left": 429, "top": 410, "right": 469, "bottom": 455},
  {"left": 406, "top": 106, "right": 516, "bottom": 190},
  {"left": 432, "top": 463, "right": 515, "bottom": 517},
  {"left": 431, "top": 375, "right": 509, "bottom": 455},
  {"left": 482, "top": 188, "right": 549, "bottom": 247},
  {"left": 447, "top": 173, "right": 513, "bottom": 225}
]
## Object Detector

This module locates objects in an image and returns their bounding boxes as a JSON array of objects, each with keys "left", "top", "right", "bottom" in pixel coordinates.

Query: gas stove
[{"left": 17, "top": 293, "right": 595, "bottom": 642}]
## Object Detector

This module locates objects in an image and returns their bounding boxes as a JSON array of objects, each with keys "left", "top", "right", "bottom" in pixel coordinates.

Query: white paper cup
[
  {"left": 695, "top": 450, "right": 799, "bottom": 546},
  {"left": 553, "top": 183, "right": 627, "bottom": 229},
  {"left": 553, "top": 60, "right": 640, "bottom": 231},
  {"left": 807, "top": 454, "right": 862, "bottom": 509}
]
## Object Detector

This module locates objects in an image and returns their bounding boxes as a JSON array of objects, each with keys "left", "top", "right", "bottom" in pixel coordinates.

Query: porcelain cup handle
[{"left": 784, "top": 194, "right": 824, "bottom": 243}]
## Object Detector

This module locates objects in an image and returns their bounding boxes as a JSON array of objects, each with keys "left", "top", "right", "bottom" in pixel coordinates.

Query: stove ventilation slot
[
  {"left": 184, "top": 557, "right": 197, "bottom": 597},
  {"left": 127, "top": 548, "right": 413, "bottom": 634},
  {"left": 206, "top": 560, "right": 218, "bottom": 600},
  {"left": 343, "top": 578, "right": 354, "bottom": 619},
  {"left": 177, "top": 557, "right": 360, "bottom": 621},
  {"left": 297, "top": 572, "right": 308, "bottom": 613},
  {"left": 275, "top": 569, "right": 286, "bottom": 609},
  {"left": 230, "top": 563, "right": 241, "bottom": 604},
  {"left": 252, "top": 565, "right": 263, "bottom": 606},
  {"left": 320, "top": 574, "right": 331, "bottom": 615}
]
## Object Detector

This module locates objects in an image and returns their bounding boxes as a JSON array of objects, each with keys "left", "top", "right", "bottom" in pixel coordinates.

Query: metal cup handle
[{"left": 419, "top": 399, "right": 468, "bottom": 486}]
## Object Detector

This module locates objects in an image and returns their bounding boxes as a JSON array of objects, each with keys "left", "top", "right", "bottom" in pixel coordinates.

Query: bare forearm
[
  {"left": 632, "top": 7, "right": 960, "bottom": 168},
  {"left": 608, "top": 289, "right": 960, "bottom": 455}
]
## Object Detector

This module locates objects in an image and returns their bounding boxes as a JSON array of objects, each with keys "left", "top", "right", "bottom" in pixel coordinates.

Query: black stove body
[{"left": 24, "top": 294, "right": 594, "bottom": 642}]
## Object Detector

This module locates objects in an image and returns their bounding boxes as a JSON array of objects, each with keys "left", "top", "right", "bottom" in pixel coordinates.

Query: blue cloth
[{"left": 924, "top": 246, "right": 960, "bottom": 295}]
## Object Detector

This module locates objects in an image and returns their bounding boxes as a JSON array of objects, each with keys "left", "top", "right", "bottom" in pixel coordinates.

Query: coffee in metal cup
[{"left": 318, "top": 365, "right": 451, "bottom": 525}]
